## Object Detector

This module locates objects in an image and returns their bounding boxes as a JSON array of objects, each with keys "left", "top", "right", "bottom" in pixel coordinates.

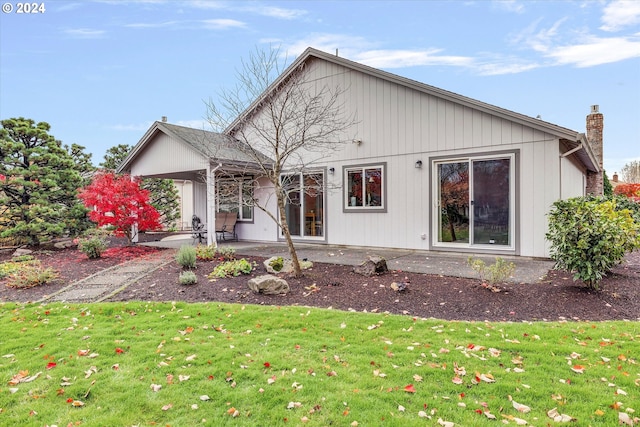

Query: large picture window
[
  {"left": 344, "top": 163, "right": 385, "bottom": 211},
  {"left": 217, "top": 179, "right": 253, "bottom": 221}
]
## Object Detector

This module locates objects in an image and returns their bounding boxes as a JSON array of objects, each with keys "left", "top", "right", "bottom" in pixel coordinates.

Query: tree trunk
[{"left": 276, "top": 194, "right": 302, "bottom": 278}]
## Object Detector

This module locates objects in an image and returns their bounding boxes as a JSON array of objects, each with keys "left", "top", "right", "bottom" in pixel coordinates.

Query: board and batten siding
[
  {"left": 128, "top": 133, "right": 209, "bottom": 177},
  {"left": 238, "top": 58, "right": 576, "bottom": 257},
  {"left": 286, "top": 59, "right": 559, "bottom": 257}
]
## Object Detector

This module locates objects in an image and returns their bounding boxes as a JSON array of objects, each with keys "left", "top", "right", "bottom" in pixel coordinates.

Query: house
[{"left": 118, "top": 47, "right": 602, "bottom": 258}]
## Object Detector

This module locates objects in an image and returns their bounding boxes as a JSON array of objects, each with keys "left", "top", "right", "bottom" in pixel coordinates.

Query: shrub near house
[{"left": 546, "top": 196, "right": 640, "bottom": 290}]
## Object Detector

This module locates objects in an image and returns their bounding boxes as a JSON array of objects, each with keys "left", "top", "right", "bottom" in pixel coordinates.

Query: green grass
[{"left": 0, "top": 302, "right": 638, "bottom": 426}]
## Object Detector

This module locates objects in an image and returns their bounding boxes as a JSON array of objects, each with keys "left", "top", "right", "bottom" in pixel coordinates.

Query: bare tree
[
  {"left": 620, "top": 160, "right": 640, "bottom": 184},
  {"left": 205, "top": 46, "right": 355, "bottom": 277}
]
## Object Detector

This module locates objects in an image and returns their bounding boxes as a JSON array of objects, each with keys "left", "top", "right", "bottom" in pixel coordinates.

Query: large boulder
[
  {"left": 247, "top": 274, "right": 290, "bottom": 295},
  {"left": 353, "top": 255, "right": 388, "bottom": 277},
  {"left": 263, "top": 256, "right": 313, "bottom": 274}
]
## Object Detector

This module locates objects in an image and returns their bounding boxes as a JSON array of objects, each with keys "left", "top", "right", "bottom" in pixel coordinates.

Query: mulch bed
[{"left": 1, "top": 233, "right": 639, "bottom": 322}]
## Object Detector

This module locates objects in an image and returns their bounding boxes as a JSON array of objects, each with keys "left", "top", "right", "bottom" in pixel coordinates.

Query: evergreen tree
[
  {"left": 0, "top": 117, "right": 91, "bottom": 245},
  {"left": 101, "top": 144, "right": 180, "bottom": 229}
]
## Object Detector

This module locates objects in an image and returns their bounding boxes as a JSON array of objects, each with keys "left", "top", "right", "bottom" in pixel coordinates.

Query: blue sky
[{"left": 1, "top": 0, "right": 639, "bottom": 175}]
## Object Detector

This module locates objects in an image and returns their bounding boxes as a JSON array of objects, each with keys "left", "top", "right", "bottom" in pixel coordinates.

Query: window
[
  {"left": 344, "top": 164, "right": 385, "bottom": 210},
  {"left": 217, "top": 179, "right": 253, "bottom": 221}
]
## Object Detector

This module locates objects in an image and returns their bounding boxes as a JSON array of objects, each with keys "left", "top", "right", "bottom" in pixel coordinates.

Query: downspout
[
  {"left": 559, "top": 143, "right": 584, "bottom": 199},
  {"left": 206, "top": 162, "right": 223, "bottom": 246}
]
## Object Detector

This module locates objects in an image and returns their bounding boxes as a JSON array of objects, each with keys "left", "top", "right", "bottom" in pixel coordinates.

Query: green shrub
[
  {"left": 269, "top": 256, "right": 284, "bottom": 272},
  {"left": 0, "top": 256, "right": 37, "bottom": 279},
  {"left": 195, "top": 244, "right": 217, "bottom": 261},
  {"left": 208, "top": 258, "right": 253, "bottom": 278},
  {"left": 546, "top": 197, "right": 640, "bottom": 290},
  {"left": 5, "top": 263, "right": 59, "bottom": 289},
  {"left": 176, "top": 245, "right": 197, "bottom": 269},
  {"left": 467, "top": 256, "right": 515, "bottom": 285},
  {"left": 78, "top": 235, "right": 108, "bottom": 259},
  {"left": 217, "top": 246, "right": 236, "bottom": 261},
  {"left": 178, "top": 270, "right": 198, "bottom": 285}
]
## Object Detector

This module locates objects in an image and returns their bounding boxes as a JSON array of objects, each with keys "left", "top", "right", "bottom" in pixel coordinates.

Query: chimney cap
[
  {"left": 590, "top": 105, "right": 599, "bottom": 113},
  {"left": 161, "top": 116, "right": 167, "bottom": 122}
]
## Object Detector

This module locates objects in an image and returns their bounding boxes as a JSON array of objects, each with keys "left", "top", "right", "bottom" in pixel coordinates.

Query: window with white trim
[
  {"left": 344, "top": 164, "right": 385, "bottom": 210},
  {"left": 217, "top": 179, "right": 253, "bottom": 221}
]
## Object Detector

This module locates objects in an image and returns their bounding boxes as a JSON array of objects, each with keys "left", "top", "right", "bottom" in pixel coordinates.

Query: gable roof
[
  {"left": 227, "top": 47, "right": 599, "bottom": 172},
  {"left": 117, "top": 121, "right": 272, "bottom": 173}
]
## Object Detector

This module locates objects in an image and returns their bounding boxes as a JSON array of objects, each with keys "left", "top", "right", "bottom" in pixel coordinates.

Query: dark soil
[{"left": 1, "top": 233, "right": 639, "bottom": 322}]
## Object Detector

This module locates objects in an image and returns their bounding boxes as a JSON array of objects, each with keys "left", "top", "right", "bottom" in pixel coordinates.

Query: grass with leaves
[{"left": 0, "top": 302, "right": 638, "bottom": 426}]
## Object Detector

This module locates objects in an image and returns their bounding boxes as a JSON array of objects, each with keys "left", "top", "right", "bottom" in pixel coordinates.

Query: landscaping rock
[
  {"left": 353, "top": 255, "right": 388, "bottom": 276},
  {"left": 12, "top": 248, "right": 32, "bottom": 257},
  {"left": 248, "top": 274, "right": 290, "bottom": 295},
  {"left": 263, "top": 256, "right": 313, "bottom": 274},
  {"left": 53, "top": 239, "right": 77, "bottom": 249}
]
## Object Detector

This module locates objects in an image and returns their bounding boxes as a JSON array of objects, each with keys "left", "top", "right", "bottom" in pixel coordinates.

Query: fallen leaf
[
  {"left": 547, "top": 407, "right": 576, "bottom": 422},
  {"left": 619, "top": 412, "right": 634, "bottom": 426},
  {"left": 199, "top": 395, "right": 210, "bottom": 401},
  {"left": 404, "top": 384, "right": 416, "bottom": 393},
  {"left": 509, "top": 395, "right": 531, "bottom": 413},
  {"left": 162, "top": 403, "right": 173, "bottom": 411},
  {"left": 150, "top": 384, "right": 162, "bottom": 392},
  {"left": 437, "top": 418, "right": 455, "bottom": 427},
  {"left": 571, "top": 365, "right": 585, "bottom": 374}
]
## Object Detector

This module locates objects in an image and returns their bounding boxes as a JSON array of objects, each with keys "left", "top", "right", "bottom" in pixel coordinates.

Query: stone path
[{"left": 39, "top": 250, "right": 176, "bottom": 303}]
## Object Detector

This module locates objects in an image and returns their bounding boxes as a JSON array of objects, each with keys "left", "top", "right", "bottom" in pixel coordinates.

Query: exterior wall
[
  {"left": 174, "top": 180, "right": 194, "bottom": 230},
  {"left": 128, "top": 133, "right": 208, "bottom": 177},
  {"left": 235, "top": 58, "right": 583, "bottom": 258},
  {"left": 235, "top": 177, "right": 278, "bottom": 241}
]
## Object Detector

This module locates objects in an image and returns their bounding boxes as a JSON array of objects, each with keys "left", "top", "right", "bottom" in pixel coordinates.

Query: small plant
[
  {"left": 178, "top": 270, "right": 198, "bottom": 285},
  {"left": 467, "top": 256, "right": 515, "bottom": 289},
  {"left": 217, "top": 246, "right": 236, "bottom": 261},
  {"left": 176, "top": 245, "right": 197, "bottom": 269},
  {"left": 209, "top": 258, "right": 253, "bottom": 278},
  {"left": 0, "top": 256, "right": 37, "bottom": 279},
  {"left": 195, "top": 244, "right": 217, "bottom": 261},
  {"left": 5, "top": 264, "right": 59, "bottom": 289},
  {"left": 78, "top": 235, "right": 109, "bottom": 259},
  {"left": 269, "top": 256, "right": 284, "bottom": 272}
]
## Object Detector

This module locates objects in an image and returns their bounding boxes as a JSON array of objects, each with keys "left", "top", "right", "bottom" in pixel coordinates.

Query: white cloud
[
  {"left": 492, "top": 0, "right": 525, "bottom": 14},
  {"left": 354, "top": 49, "right": 474, "bottom": 69},
  {"left": 547, "top": 35, "right": 640, "bottom": 67},
  {"left": 511, "top": 18, "right": 568, "bottom": 53},
  {"left": 186, "top": 0, "right": 306, "bottom": 20},
  {"left": 283, "top": 33, "right": 375, "bottom": 58},
  {"left": 201, "top": 19, "right": 246, "bottom": 30},
  {"left": 251, "top": 5, "right": 307, "bottom": 20},
  {"left": 63, "top": 28, "right": 107, "bottom": 38},
  {"left": 601, "top": 0, "right": 640, "bottom": 32}
]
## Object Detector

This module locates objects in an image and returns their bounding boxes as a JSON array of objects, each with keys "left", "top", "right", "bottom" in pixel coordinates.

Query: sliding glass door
[
  {"left": 282, "top": 171, "right": 325, "bottom": 239},
  {"left": 435, "top": 155, "right": 513, "bottom": 249}
]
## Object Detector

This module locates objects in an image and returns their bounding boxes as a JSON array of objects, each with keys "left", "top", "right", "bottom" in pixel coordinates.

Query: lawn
[{"left": 0, "top": 301, "right": 638, "bottom": 426}]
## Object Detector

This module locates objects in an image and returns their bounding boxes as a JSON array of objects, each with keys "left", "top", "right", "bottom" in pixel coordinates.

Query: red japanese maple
[
  {"left": 78, "top": 172, "right": 162, "bottom": 244},
  {"left": 614, "top": 183, "right": 640, "bottom": 202}
]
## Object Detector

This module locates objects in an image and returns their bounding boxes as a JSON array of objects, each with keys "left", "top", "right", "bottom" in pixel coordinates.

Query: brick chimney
[{"left": 585, "top": 105, "right": 603, "bottom": 195}]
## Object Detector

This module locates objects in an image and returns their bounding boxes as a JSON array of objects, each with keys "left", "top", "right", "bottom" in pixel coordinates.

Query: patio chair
[
  {"left": 215, "top": 212, "right": 238, "bottom": 241},
  {"left": 191, "top": 215, "right": 207, "bottom": 244}
]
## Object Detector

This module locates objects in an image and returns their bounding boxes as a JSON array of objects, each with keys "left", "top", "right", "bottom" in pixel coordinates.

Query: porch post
[{"left": 206, "top": 164, "right": 216, "bottom": 247}]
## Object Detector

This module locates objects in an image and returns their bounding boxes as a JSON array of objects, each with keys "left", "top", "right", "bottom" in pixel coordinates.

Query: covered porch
[{"left": 117, "top": 120, "right": 270, "bottom": 246}]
